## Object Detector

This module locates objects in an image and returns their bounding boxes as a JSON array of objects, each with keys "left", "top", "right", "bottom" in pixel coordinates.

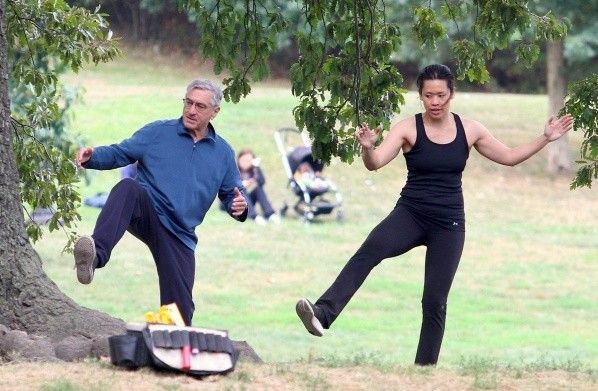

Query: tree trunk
[
  {"left": 128, "top": 1, "right": 141, "bottom": 41},
  {"left": 546, "top": 40, "right": 571, "bottom": 174},
  {"left": 0, "top": 1, "right": 124, "bottom": 343}
]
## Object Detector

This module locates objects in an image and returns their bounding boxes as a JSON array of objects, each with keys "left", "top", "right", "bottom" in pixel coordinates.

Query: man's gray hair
[{"left": 186, "top": 79, "right": 223, "bottom": 107}]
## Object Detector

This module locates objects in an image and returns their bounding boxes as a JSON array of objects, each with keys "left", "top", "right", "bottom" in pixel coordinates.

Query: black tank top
[{"left": 397, "top": 113, "right": 469, "bottom": 231}]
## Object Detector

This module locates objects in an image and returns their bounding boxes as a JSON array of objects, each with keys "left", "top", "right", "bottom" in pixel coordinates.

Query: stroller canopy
[{"left": 287, "top": 146, "right": 325, "bottom": 174}]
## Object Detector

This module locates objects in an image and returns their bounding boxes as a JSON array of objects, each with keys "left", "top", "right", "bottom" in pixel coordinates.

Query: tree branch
[
  {"left": 10, "top": 117, "right": 55, "bottom": 164},
  {"left": 444, "top": 0, "right": 460, "bottom": 34},
  {"left": 353, "top": 0, "right": 361, "bottom": 125},
  {"left": 7, "top": 3, "right": 38, "bottom": 73}
]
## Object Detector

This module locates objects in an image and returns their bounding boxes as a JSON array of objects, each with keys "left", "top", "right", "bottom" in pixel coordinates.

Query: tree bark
[
  {"left": 0, "top": 1, "right": 125, "bottom": 342},
  {"left": 546, "top": 40, "right": 571, "bottom": 174},
  {"left": 127, "top": 0, "right": 141, "bottom": 41}
]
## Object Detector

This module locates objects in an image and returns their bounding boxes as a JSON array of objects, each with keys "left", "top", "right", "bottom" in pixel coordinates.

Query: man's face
[{"left": 182, "top": 88, "right": 220, "bottom": 133}]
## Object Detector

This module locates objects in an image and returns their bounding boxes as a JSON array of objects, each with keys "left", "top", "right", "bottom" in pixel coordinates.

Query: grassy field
[
  {"left": 0, "top": 360, "right": 596, "bottom": 390},
  {"left": 25, "top": 48, "right": 597, "bottom": 388}
]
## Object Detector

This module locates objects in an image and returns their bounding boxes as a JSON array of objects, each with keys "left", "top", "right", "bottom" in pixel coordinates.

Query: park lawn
[
  {"left": 0, "top": 360, "right": 596, "bottom": 390},
  {"left": 32, "top": 48, "right": 597, "bottom": 374}
]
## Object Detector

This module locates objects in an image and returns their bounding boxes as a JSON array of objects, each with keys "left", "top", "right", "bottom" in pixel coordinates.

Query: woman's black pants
[{"left": 315, "top": 204, "right": 465, "bottom": 365}]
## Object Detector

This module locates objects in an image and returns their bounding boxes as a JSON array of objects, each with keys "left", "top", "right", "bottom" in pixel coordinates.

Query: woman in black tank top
[{"left": 296, "top": 64, "right": 573, "bottom": 365}]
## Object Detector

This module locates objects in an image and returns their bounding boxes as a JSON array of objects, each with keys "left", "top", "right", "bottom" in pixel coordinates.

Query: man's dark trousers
[{"left": 91, "top": 178, "right": 196, "bottom": 325}]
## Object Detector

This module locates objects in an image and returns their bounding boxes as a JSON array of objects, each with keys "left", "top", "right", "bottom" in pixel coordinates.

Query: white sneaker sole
[
  {"left": 296, "top": 298, "right": 324, "bottom": 337},
  {"left": 74, "top": 235, "right": 95, "bottom": 284}
]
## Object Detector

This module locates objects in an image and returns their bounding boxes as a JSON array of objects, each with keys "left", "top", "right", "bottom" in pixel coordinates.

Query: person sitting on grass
[{"left": 237, "top": 149, "right": 280, "bottom": 225}]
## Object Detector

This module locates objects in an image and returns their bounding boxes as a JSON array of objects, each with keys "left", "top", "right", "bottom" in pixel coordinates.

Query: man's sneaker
[
  {"left": 73, "top": 235, "right": 96, "bottom": 284},
  {"left": 295, "top": 298, "right": 324, "bottom": 337}
]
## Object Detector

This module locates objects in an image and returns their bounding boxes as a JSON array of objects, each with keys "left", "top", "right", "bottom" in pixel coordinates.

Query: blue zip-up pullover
[{"left": 84, "top": 118, "right": 246, "bottom": 250}]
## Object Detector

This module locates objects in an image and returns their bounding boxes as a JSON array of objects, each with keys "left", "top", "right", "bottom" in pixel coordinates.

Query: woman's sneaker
[
  {"left": 254, "top": 215, "right": 267, "bottom": 225},
  {"left": 295, "top": 298, "right": 324, "bottom": 337},
  {"left": 268, "top": 213, "right": 281, "bottom": 224},
  {"left": 73, "top": 235, "right": 96, "bottom": 284}
]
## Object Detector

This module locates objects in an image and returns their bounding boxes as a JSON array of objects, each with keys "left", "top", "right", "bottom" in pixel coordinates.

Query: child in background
[
  {"left": 294, "top": 162, "right": 329, "bottom": 192},
  {"left": 237, "top": 149, "right": 280, "bottom": 225}
]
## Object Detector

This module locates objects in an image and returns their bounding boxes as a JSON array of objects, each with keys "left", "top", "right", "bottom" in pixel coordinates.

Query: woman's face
[
  {"left": 237, "top": 153, "right": 254, "bottom": 171},
  {"left": 419, "top": 79, "right": 453, "bottom": 119}
]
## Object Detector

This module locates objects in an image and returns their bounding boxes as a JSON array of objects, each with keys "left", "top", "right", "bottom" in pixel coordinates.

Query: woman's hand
[
  {"left": 355, "top": 123, "right": 381, "bottom": 150},
  {"left": 544, "top": 114, "right": 574, "bottom": 142}
]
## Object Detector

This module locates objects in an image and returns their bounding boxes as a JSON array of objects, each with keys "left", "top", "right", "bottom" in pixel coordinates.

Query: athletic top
[
  {"left": 84, "top": 119, "right": 247, "bottom": 250},
  {"left": 398, "top": 113, "right": 469, "bottom": 231}
]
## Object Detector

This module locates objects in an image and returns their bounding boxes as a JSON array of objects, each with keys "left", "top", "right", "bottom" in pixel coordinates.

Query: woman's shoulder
[
  {"left": 390, "top": 115, "right": 417, "bottom": 132},
  {"left": 453, "top": 114, "right": 483, "bottom": 128},
  {"left": 454, "top": 114, "right": 490, "bottom": 143}
]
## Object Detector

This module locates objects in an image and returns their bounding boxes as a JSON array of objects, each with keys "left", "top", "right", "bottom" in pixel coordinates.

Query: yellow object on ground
[{"left": 144, "top": 303, "right": 185, "bottom": 326}]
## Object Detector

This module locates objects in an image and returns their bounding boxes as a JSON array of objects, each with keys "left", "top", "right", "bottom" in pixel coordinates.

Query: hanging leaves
[
  {"left": 181, "top": 0, "right": 570, "bottom": 165},
  {"left": 563, "top": 74, "right": 598, "bottom": 189},
  {"left": 7, "top": 0, "right": 120, "bottom": 249}
]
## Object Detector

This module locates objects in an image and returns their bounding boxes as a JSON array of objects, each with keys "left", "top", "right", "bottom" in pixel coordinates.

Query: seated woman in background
[{"left": 237, "top": 149, "right": 280, "bottom": 225}]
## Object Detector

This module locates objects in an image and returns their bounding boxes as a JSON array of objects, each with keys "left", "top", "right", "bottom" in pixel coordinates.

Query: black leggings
[{"left": 315, "top": 204, "right": 465, "bottom": 365}]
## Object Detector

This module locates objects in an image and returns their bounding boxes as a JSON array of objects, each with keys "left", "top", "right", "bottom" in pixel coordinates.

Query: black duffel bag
[{"left": 109, "top": 323, "right": 239, "bottom": 377}]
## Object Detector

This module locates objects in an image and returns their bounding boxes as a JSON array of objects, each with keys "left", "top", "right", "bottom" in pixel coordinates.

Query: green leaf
[
  {"left": 8, "top": 0, "right": 117, "bottom": 248},
  {"left": 563, "top": 73, "right": 598, "bottom": 189}
]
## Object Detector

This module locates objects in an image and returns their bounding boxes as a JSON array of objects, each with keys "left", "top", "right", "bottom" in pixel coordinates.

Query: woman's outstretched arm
[
  {"left": 469, "top": 114, "right": 573, "bottom": 166},
  {"left": 357, "top": 118, "right": 411, "bottom": 171}
]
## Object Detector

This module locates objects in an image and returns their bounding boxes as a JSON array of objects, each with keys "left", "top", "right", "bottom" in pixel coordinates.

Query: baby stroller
[{"left": 274, "top": 127, "right": 343, "bottom": 222}]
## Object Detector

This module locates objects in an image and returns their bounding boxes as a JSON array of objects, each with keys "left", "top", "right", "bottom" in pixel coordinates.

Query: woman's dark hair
[
  {"left": 237, "top": 149, "right": 254, "bottom": 160},
  {"left": 416, "top": 64, "right": 455, "bottom": 95}
]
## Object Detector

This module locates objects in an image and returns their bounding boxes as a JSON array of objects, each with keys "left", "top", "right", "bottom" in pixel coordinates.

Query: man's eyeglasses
[{"left": 182, "top": 98, "right": 213, "bottom": 111}]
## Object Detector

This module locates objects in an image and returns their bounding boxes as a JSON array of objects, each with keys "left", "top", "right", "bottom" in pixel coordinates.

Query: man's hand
[
  {"left": 230, "top": 187, "right": 247, "bottom": 217},
  {"left": 76, "top": 147, "right": 94, "bottom": 168}
]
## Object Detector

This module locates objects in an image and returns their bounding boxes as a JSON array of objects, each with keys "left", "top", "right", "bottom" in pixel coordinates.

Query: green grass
[
  {"left": 34, "top": 50, "right": 598, "bottom": 370},
  {"left": 40, "top": 380, "right": 78, "bottom": 391}
]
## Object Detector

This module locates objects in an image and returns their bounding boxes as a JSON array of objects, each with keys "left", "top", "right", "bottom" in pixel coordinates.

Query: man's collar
[{"left": 178, "top": 118, "right": 217, "bottom": 142}]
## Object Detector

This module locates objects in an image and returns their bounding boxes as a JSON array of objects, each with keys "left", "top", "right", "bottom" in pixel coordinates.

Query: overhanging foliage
[
  {"left": 7, "top": 0, "right": 119, "bottom": 247},
  {"left": 564, "top": 74, "right": 598, "bottom": 189},
  {"left": 179, "top": 0, "right": 570, "bottom": 165}
]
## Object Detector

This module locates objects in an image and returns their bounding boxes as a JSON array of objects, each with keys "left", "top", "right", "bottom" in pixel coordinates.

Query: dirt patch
[{"left": 0, "top": 360, "right": 594, "bottom": 390}]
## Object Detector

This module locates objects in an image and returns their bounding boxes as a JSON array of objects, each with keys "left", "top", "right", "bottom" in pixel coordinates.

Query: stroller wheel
[
  {"left": 280, "top": 202, "right": 288, "bottom": 217},
  {"left": 300, "top": 211, "right": 315, "bottom": 223}
]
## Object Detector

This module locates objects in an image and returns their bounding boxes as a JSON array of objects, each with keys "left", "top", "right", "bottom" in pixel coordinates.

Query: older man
[{"left": 74, "top": 79, "right": 248, "bottom": 325}]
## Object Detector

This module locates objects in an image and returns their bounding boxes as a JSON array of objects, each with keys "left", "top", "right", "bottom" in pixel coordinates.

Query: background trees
[
  {"left": 70, "top": 1, "right": 596, "bottom": 178},
  {"left": 180, "top": 1, "right": 572, "bottom": 165},
  {"left": 529, "top": 0, "right": 598, "bottom": 175}
]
